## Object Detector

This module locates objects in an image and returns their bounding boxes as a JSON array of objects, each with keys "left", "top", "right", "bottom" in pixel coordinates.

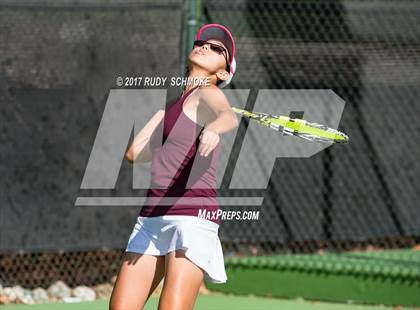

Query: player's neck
[{"left": 183, "top": 68, "right": 212, "bottom": 94}]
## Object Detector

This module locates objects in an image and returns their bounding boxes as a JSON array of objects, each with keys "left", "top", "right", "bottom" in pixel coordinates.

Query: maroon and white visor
[{"left": 195, "top": 23, "right": 236, "bottom": 88}]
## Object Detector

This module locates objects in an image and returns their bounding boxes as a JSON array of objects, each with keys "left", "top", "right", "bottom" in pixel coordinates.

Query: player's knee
[
  {"left": 109, "top": 299, "right": 143, "bottom": 310},
  {"left": 159, "top": 296, "right": 193, "bottom": 310}
]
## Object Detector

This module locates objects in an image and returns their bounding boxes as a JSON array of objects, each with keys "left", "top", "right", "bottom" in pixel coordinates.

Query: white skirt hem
[{"left": 125, "top": 215, "right": 227, "bottom": 284}]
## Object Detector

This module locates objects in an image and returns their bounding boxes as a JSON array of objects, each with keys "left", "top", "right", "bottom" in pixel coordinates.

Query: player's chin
[
  {"left": 189, "top": 54, "right": 205, "bottom": 64},
  {"left": 189, "top": 58, "right": 212, "bottom": 71}
]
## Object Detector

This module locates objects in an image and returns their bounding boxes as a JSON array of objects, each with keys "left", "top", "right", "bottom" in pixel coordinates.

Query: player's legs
[
  {"left": 109, "top": 251, "right": 165, "bottom": 310},
  {"left": 158, "top": 249, "right": 204, "bottom": 310}
]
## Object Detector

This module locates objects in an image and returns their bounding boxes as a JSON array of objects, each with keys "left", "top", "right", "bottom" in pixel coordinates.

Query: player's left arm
[
  {"left": 198, "top": 86, "right": 239, "bottom": 135},
  {"left": 196, "top": 86, "right": 239, "bottom": 157}
]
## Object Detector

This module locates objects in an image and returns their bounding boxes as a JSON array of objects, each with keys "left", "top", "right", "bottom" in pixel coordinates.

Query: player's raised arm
[{"left": 198, "top": 85, "right": 239, "bottom": 135}]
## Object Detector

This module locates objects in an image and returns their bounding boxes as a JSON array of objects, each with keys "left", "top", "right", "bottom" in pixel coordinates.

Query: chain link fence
[
  {"left": 205, "top": 0, "right": 420, "bottom": 254},
  {"left": 1, "top": 0, "right": 419, "bottom": 290}
]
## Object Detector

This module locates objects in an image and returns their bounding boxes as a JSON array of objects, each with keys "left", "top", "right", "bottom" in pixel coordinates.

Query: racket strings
[{"left": 232, "top": 107, "right": 349, "bottom": 144}]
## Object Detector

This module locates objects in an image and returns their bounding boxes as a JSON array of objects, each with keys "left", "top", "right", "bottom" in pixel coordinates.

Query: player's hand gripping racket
[{"left": 231, "top": 107, "right": 349, "bottom": 144}]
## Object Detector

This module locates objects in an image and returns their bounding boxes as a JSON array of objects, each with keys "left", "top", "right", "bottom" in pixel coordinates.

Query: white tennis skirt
[{"left": 125, "top": 215, "right": 227, "bottom": 284}]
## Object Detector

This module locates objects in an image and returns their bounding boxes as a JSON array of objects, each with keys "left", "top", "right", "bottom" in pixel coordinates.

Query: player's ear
[{"left": 215, "top": 70, "right": 229, "bottom": 82}]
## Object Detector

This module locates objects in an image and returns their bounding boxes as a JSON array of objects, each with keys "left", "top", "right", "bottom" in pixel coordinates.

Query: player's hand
[{"left": 198, "top": 128, "right": 220, "bottom": 157}]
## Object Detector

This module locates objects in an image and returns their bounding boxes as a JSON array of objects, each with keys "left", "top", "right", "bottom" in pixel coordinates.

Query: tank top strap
[
  {"left": 180, "top": 85, "right": 201, "bottom": 103},
  {"left": 172, "top": 84, "right": 202, "bottom": 118},
  {"left": 161, "top": 85, "right": 202, "bottom": 145}
]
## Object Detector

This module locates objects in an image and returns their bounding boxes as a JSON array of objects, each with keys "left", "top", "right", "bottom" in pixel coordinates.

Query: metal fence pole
[{"left": 180, "top": 0, "right": 202, "bottom": 91}]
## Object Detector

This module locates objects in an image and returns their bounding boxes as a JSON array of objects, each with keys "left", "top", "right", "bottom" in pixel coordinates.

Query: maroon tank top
[{"left": 139, "top": 86, "right": 221, "bottom": 224}]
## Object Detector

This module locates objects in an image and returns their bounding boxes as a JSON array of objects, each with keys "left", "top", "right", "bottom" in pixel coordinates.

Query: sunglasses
[{"left": 193, "top": 40, "right": 230, "bottom": 72}]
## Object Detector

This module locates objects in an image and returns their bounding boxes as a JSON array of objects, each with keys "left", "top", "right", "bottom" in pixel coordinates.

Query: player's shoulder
[{"left": 196, "top": 84, "right": 226, "bottom": 101}]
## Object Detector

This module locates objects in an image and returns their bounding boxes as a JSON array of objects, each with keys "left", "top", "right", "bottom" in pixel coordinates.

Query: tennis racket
[{"left": 231, "top": 107, "right": 349, "bottom": 144}]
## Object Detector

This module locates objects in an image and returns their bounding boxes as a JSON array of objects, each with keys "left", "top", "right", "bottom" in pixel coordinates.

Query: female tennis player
[{"left": 109, "top": 24, "right": 238, "bottom": 310}]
